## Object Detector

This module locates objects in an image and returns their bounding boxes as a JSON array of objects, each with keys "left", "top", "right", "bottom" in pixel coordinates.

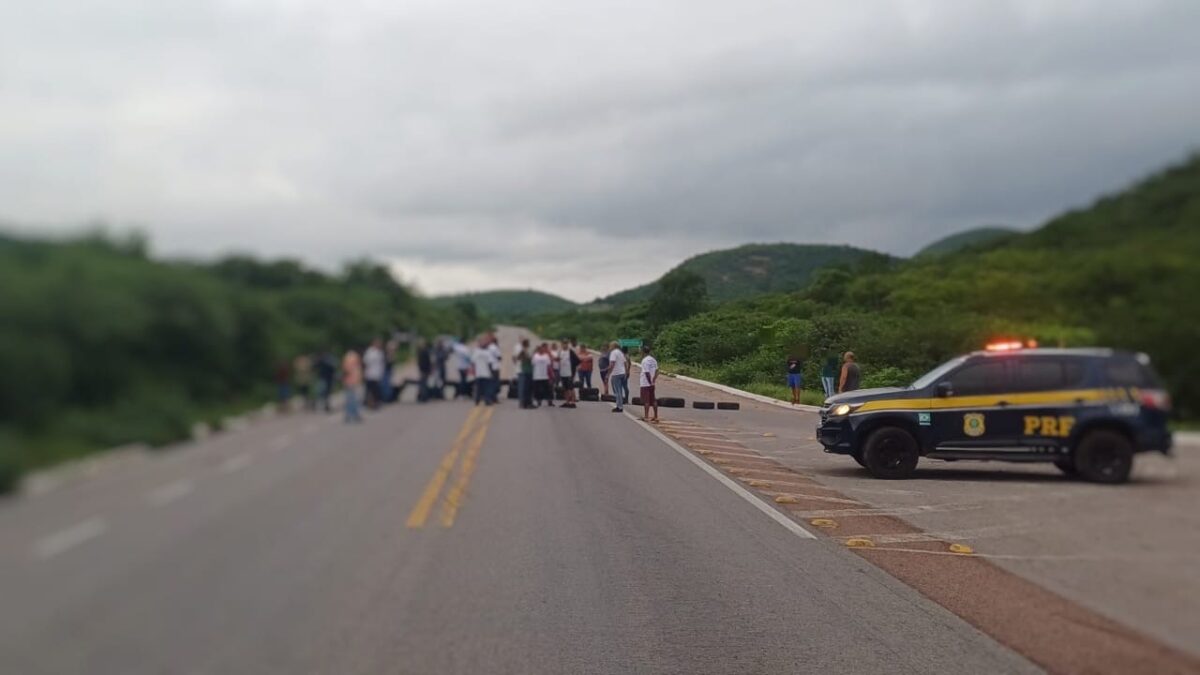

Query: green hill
[
  {"left": 649, "top": 153, "right": 1200, "bottom": 418},
  {"left": 599, "top": 243, "right": 893, "bottom": 306},
  {"left": 434, "top": 289, "right": 576, "bottom": 318},
  {"left": 916, "top": 226, "right": 1019, "bottom": 257}
]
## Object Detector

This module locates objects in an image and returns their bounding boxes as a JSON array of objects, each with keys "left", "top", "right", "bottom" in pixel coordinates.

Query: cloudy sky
[{"left": 2, "top": 0, "right": 1198, "bottom": 301}]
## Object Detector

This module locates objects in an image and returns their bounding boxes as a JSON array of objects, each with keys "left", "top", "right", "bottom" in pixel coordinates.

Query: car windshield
[{"left": 909, "top": 356, "right": 969, "bottom": 390}]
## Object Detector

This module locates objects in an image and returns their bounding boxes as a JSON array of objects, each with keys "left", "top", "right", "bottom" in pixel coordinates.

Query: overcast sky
[{"left": 2, "top": 0, "right": 1198, "bottom": 301}]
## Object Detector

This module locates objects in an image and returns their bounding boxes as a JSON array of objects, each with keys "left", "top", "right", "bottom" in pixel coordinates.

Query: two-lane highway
[{"left": 0, "top": 331, "right": 1037, "bottom": 674}]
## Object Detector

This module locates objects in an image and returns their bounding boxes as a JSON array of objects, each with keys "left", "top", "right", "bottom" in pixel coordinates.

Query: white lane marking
[
  {"left": 625, "top": 413, "right": 816, "bottom": 540},
  {"left": 219, "top": 453, "right": 253, "bottom": 474},
  {"left": 34, "top": 517, "right": 108, "bottom": 560},
  {"left": 146, "top": 479, "right": 194, "bottom": 507}
]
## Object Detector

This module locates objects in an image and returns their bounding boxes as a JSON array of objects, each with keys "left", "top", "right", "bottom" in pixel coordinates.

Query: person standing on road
[
  {"left": 532, "top": 344, "right": 553, "bottom": 407},
  {"left": 821, "top": 354, "right": 839, "bottom": 399},
  {"left": 316, "top": 349, "right": 336, "bottom": 412},
  {"left": 416, "top": 339, "right": 434, "bottom": 403},
  {"left": 558, "top": 339, "right": 577, "bottom": 409},
  {"left": 639, "top": 345, "right": 659, "bottom": 423},
  {"left": 838, "top": 351, "right": 861, "bottom": 394},
  {"left": 517, "top": 339, "right": 534, "bottom": 408},
  {"left": 577, "top": 344, "right": 594, "bottom": 390},
  {"left": 487, "top": 334, "right": 502, "bottom": 404},
  {"left": 342, "top": 348, "right": 364, "bottom": 423},
  {"left": 293, "top": 353, "right": 314, "bottom": 411},
  {"left": 606, "top": 341, "right": 628, "bottom": 413},
  {"left": 471, "top": 338, "right": 494, "bottom": 406},
  {"left": 363, "top": 339, "right": 385, "bottom": 409},
  {"left": 598, "top": 348, "right": 611, "bottom": 397},
  {"left": 787, "top": 354, "right": 803, "bottom": 405},
  {"left": 453, "top": 338, "right": 472, "bottom": 399}
]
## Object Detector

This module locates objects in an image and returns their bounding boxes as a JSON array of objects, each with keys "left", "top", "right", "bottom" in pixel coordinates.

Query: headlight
[{"left": 830, "top": 403, "right": 860, "bottom": 417}]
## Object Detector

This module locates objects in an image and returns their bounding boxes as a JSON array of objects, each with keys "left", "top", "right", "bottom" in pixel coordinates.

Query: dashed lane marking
[
  {"left": 34, "top": 517, "right": 108, "bottom": 560},
  {"left": 626, "top": 413, "right": 816, "bottom": 540},
  {"left": 146, "top": 479, "right": 194, "bottom": 507}
]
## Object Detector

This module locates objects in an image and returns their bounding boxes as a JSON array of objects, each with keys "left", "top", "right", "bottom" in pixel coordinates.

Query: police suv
[{"left": 816, "top": 346, "right": 1172, "bottom": 484}]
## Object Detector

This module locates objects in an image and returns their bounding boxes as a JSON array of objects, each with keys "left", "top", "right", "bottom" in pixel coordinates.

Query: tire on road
[
  {"left": 716, "top": 402, "right": 740, "bottom": 411},
  {"left": 861, "top": 426, "right": 920, "bottom": 479},
  {"left": 692, "top": 401, "right": 715, "bottom": 410},
  {"left": 601, "top": 394, "right": 616, "bottom": 403},
  {"left": 1073, "top": 430, "right": 1134, "bottom": 484},
  {"left": 852, "top": 450, "right": 868, "bottom": 468},
  {"left": 632, "top": 396, "right": 643, "bottom": 406},
  {"left": 659, "top": 397, "right": 685, "bottom": 408}
]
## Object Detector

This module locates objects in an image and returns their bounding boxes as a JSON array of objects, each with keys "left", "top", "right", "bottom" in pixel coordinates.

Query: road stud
[
  {"left": 774, "top": 495, "right": 799, "bottom": 504},
  {"left": 810, "top": 518, "right": 837, "bottom": 529},
  {"left": 948, "top": 543, "right": 974, "bottom": 555},
  {"left": 746, "top": 480, "right": 772, "bottom": 488},
  {"left": 845, "top": 538, "right": 875, "bottom": 548}
]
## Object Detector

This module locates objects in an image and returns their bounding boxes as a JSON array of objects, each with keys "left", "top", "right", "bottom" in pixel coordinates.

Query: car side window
[
  {"left": 944, "top": 361, "right": 1008, "bottom": 396},
  {"left": 1011, "top": 358, "right": 1077, "bottom": 392}
]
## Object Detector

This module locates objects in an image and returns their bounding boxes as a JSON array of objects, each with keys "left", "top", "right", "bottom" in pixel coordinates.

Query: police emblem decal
[{"left": 963, "top": 413, "right": 985, "bottom": 437}]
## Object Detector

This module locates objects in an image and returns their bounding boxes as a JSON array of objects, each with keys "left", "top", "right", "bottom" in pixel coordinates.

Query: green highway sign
[{"left": 617, "top": 338, "right": 643, "bottom": 348}]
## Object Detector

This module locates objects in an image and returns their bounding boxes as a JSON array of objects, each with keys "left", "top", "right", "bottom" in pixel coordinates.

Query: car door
[
  {"left": 930, "top": 358, "right": 1017, "bottom": 450},
  {"left": 1009, "top": 357, "right": 1086, "bottom": 452}
]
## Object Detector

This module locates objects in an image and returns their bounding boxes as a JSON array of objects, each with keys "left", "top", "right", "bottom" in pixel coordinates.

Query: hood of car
[{"left": 824, "top": 387, "right": 908, "bottom": 406}]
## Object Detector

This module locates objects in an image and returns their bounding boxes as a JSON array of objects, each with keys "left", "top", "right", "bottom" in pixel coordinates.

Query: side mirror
[{"left": 936, "top": 382, "right": 954, "bottom": 398}]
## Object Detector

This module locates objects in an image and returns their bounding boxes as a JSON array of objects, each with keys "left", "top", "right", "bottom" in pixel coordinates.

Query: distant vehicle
[{"left": 816, "top": 345, "right": 1172, "bottom": 483}]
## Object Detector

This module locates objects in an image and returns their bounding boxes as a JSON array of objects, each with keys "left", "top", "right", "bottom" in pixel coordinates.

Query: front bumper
[{"left": 816, "top": 418, "right": 855, "bottom": 455}]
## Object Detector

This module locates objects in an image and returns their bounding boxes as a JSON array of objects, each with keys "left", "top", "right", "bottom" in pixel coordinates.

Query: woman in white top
[{"left": 531, "top": 344, "right": 553, "bottom": 407}]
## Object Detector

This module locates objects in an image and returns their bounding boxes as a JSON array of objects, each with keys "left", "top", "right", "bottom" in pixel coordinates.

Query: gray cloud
[{"left": 2, "top": 0, "right": 1198, "bottom": 300}]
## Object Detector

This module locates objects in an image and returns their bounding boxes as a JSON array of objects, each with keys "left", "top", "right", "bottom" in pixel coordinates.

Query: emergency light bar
[{"left": 985, "top": 339, "right": 1038, "bottom": 351}]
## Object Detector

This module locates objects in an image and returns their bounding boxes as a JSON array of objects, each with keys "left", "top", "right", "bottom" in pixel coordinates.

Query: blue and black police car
[{"left": 816, "top": 344, "right": 1173, "bottom": 483}]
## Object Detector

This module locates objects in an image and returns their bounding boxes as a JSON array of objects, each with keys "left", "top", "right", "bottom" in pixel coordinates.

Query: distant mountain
[
  {"left": 433, "top": 289, "right": 577, "bottom": 318},
  {"left": 916, "top": 226, "right": 1019, "bottom": 257},
  {"left": 599, "top": 243, "right": 892, "bottom": 306}
]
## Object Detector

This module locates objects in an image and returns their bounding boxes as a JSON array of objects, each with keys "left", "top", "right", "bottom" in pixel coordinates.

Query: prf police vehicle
[{"left": 816, "top": 344, "right": 1172, "bottom": 484}]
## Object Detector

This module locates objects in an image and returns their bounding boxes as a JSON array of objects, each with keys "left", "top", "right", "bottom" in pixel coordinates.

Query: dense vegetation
[
  {"left": 433, "top": 289, "right": 576, "bottom": 319},
  {"left": 0, "top": 234, "right": 486, "bottom": 493},
  {"left": 597, "top": 243, "right": 892, "bottom": 306},
  {"left": 534, "top": 155, "right": 1200, "bottom": 419},
  {"left": 915, "top": 226, "right": 1019, "bottom": 257}
]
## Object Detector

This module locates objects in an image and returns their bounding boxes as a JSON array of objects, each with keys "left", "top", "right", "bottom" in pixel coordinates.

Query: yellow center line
[
  {"left": 406, "top": 406, "right": 486, "bottom": 528},
  {"left": 438, "top": 414, "right": 492, "bottom": 528}
]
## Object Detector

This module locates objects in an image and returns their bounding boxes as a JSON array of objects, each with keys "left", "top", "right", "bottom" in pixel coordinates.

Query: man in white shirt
[
  {"left": 471, "top": 339, "right": 494, "bottom": 405},
  {"left": 363, "top": 339, "right": 385, "bottom": 410},
  {"left": 487, "top": 335, "right": 503, "bottom": 404},
  {"left": 557, "top": 339, "right": 576, "bottom": 408},
  {"left": 453, "top": 340, "right": 472, "bottom": 399},
  {"left": 639, "top": 344, "right": 659, "bottom": 422},
  {"left": 605, "top": 341, "right": 628, "bottom": 413},
  {"left": 531, "top": 344, "right": 553, "bottom": 407}
]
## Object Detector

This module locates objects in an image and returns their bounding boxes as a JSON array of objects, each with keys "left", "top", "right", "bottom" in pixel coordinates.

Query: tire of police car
[
  {"left": 861, "top": 427, "right": 919, "bottom": 479},
  {"left": 1073, "top": 430, "right": 1134, "bottom": 484},
  {"left": 1053, "top": 459, "right": 1078, "bottom": 476}
]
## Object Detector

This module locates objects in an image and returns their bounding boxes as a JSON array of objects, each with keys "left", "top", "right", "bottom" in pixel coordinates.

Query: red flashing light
[{"left": 985, "top": 341, "right": 1024, "bottom": 352}]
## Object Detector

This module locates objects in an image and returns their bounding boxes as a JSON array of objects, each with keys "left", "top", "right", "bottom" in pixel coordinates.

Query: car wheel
[
  {"left": 852, "top": 450, "right": 868, "bottom": 468},
  {"left": 1073, "top": 430, "right": 1133, "bottom": 484},
  {"left": 861, "top": 427, "right": 919, "bottom": 479},
  {"left": 1053, "top": 458, "right": 1077, "bottom": 476}
]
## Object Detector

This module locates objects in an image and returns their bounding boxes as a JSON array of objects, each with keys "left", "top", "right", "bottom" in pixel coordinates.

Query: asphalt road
[{"left": 0, "top": 329, "right": 1038, "bottom": 674}]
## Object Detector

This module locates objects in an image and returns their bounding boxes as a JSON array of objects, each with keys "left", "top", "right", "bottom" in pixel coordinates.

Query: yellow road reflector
[
  {"left": 710, "top": 457, "right": 731, "bottom": 464},
  {"left": 747, "top": 480, "right": 772, "bottom": 488},
  {"left": 727, "top": 468, "right": 749, "bottom": 475},
  {"left": 774, "top": 495, "right": 799, "bottom": 504},
  {"left": 948, "top": 543, "right": 974, "bottom": 555},
  {"left": 810, "top": 518, "right": 837, "bottom": 529},
  {"left": 693, "top": 449, "right": 712, "bottom": 455},
  {"left": 762, "top": 432, "right": 776, "bottom": 437},
  {"left": 845, "top": 538, "right": 875, "bottom": 548}
]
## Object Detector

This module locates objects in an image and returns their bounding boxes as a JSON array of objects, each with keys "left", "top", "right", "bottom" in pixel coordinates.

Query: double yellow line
[{"left": 406, "top": 406, "right": 494, "bottom": 529}]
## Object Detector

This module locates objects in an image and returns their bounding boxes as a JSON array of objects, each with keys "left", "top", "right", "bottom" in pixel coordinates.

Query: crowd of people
[{"left": 276, "top": 333, "right": 858, "bottom": 424}]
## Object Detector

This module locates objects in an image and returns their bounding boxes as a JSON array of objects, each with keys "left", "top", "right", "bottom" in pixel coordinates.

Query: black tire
[
  {"left": 861, "top": 426, "right": 920, "bottom": 479},
  {"left": 632, "top": 396, "right": 643, "bottom": 406},
  {"left": 716, "top": 402, "right": 740, "bottom": 411},
  {"left": 1073, "top": 430, "right": 1133, "bottom": 484},
  {"left": 851, "top": 450, "right": 868, "bottom": 468},
  {"left": 693, "top": 401, "right": 715, "bottom": 410},
  {"left": 659, "top": 397, "right": 685, "bottom": 409},
  {"left": 601, "top": 394, "right": 616, "bottom": 403},
  {"left": 1053, "top": 458, "right": 1077, "bottom": 476}
]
